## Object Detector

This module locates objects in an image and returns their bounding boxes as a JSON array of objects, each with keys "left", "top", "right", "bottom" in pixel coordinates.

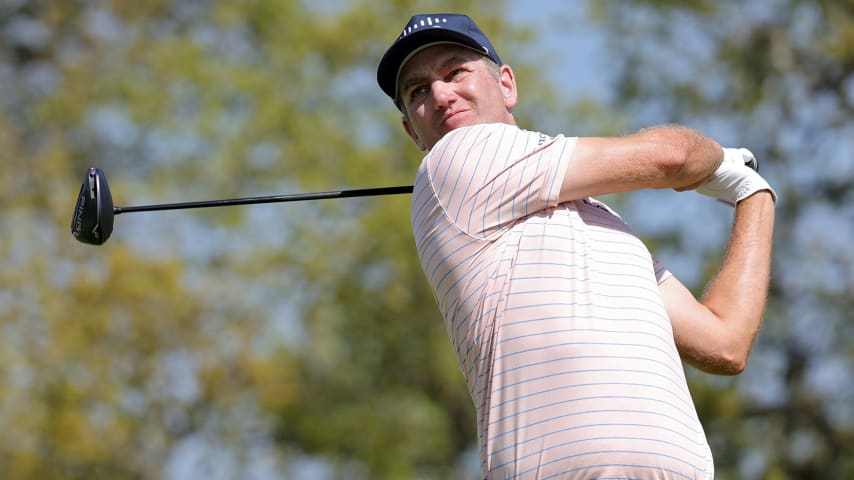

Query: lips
[{"left": 439, "top": 108, "right": 471, "bottom": 129}]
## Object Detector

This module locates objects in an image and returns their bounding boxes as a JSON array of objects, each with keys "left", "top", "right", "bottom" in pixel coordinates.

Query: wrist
[
  {"left": 733, "top": 168, "right": 777, "bottom": 205},
  {"left": 736, "top": 188, "right": 776, "bottom": 206}
]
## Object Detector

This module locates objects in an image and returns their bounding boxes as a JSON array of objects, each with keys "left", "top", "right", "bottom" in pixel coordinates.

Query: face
[{"left": 397, "top": 44, "right": 517, "bottom": 151}]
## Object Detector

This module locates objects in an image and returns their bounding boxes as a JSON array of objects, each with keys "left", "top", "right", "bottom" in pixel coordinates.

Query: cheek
[
  {"left": 406, "top": 109, "right": 434, "bottom": 139},
  {"left": 459, "top": 80, "right": 483, "bottom": 100},
  {"left": 468, "top": 77, "right": 505, "bottom": 109},
  {"left": 410, "top": 111, "right": 430, "bottom": 134}
]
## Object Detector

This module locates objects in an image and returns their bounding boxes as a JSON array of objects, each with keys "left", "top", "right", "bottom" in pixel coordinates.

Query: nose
[{"left": 430, "top": 80, "right": 455, "bottom": 109}]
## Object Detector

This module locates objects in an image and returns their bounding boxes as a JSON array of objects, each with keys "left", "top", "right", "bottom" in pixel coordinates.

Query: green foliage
[
  {"left": 0, "top": 1, "right": 532, "bottom": 478},
  {"left": 3, "top": 0, "right": 851, "bottom": 478}
]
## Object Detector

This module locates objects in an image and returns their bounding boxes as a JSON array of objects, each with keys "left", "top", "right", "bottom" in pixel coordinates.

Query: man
[{"left": 377, "top": 13, "right": 776, "bottom": 479}]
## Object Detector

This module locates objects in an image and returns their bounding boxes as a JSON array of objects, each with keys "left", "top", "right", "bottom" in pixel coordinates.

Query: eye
[
  {"left": 408, "top": 84, "right": 428, "bottom": 102},
  {"left": 447, "top": 67, "right": 466, "bottom": 81}
]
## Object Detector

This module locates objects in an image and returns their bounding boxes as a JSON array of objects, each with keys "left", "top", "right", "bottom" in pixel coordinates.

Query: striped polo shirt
[{"left": 411, "top": 123, "right": 714, "bottom": 479}]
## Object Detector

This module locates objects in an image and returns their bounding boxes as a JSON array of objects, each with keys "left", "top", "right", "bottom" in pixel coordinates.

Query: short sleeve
[
  {"left": 423, "top": 123, "right": 576, "bottom": 239},
  {"left": 653, "top": 256, "right": 672, "bottom": 284}
]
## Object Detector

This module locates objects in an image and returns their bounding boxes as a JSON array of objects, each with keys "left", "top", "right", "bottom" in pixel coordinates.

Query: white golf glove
[{"left": 697, "top": 147, "right": 777, "bottom": 206}]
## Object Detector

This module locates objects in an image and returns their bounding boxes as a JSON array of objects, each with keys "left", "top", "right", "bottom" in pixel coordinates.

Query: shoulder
[
  {"left": 436, "top": 123, "right": 547, "bottom": 146},
  {"left": 427, "top": 124, "right": 554, "bottom": 162}
]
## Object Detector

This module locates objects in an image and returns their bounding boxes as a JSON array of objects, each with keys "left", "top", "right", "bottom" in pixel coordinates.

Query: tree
[{"left": 0, "top": 1, "right": 545, "bottom": 478}]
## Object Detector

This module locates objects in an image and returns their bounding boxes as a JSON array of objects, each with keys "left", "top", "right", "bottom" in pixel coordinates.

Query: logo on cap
[{"left": 399, "top": 16, "right": 450, "bottom": 38}]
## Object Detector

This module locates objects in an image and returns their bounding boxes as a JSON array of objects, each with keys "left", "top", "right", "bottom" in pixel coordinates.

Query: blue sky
[{"left": 507, "top": 1, "right": 610, "bottom": 101}]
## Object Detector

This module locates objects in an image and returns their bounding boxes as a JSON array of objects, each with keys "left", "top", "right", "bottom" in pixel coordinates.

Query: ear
[
  {"left": 402, "top": 115, "right": 427, "bottom": 151},
  {"left": 499, "top": 64, "right": 518, "bottom": 111}
]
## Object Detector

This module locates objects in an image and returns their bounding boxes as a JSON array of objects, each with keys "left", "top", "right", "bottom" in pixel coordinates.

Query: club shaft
[{"left": 113, "top": 185, "right": 414, "bottom": 215}]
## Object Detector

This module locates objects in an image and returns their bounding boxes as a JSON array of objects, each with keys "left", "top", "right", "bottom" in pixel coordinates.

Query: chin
[{"left": 441, "top": 116, "right": 477, "bottom": 134}]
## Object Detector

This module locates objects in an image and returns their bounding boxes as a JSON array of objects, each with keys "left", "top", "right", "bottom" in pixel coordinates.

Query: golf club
[{"left": 70, "top": 167, "right": 413, "bottom": 246}]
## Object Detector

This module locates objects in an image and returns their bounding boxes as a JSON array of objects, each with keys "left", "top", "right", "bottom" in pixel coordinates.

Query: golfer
[{"left": 377, "top": 14, "right": 776, "bottom": 479}]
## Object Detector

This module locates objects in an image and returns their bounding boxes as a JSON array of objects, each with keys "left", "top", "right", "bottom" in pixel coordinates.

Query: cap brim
[{"left": 377, "top": 29, "right": 490, "bottom": 100}]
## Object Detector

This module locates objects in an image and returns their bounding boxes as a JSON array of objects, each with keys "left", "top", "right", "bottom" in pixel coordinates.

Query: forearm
[
  {"left": 699, "top": 191, "right": 775, "bottom": 369},
  {"left": 561, "top": 125, "right": 723, "bottom": 201}
]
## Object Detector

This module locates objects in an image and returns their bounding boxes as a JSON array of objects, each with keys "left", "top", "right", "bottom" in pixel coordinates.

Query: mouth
[{"left": 439, "top": 109, "right": 470, "bottom": 130}]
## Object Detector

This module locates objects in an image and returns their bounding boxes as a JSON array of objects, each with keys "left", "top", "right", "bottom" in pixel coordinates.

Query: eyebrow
[{"left": 398, "top": 54, "right": 475, "bottom": 97}]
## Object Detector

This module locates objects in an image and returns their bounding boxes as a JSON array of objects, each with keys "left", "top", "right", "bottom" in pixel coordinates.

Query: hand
[{"left": 697, "top": 147, "right": 777, "bottom": 206}]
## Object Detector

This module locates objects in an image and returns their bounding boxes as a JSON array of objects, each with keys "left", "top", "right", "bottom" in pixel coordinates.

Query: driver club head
[{"left": 71, "top": 167, "right": 114, "bottom": 245}]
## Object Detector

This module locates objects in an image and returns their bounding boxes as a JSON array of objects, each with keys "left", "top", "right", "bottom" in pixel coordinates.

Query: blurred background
[{"left": 1, "top": 0, "right": 852, "bottom": 478}]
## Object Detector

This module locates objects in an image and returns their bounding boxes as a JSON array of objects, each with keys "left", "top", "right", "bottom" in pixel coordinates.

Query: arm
[
  {"left": 560, "top": 125, "right": 723, "bottom": 202},
  {"left": 660, "top": 191, "right": 775, "bottom": 374}
]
